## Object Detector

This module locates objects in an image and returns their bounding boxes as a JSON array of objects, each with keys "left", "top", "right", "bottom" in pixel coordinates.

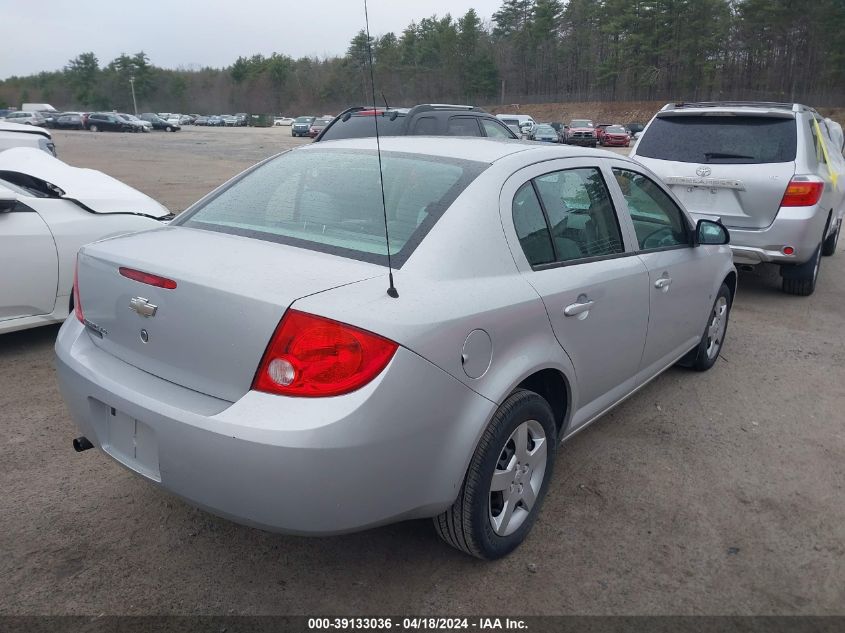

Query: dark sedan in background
[
  {"left": 140, "top": 113, "right": 181, "bottom": 131},
  {"left": 86, "top": 113, "right": 133, "bottom": 132},
  {"left": 291, "top": 116, "right": 315, "bottom": 137}
]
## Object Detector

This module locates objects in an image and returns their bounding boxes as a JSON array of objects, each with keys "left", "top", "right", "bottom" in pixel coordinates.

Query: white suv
[{"left": 632, "top": 102, "right": 845, "bottom": 295}]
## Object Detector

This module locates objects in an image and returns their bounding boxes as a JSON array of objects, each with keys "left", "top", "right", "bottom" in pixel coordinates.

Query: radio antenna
[{"left": 364, "top": 0, "right": 398, "bottom": 298}]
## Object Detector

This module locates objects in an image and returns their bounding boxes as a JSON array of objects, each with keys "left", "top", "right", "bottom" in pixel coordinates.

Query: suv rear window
[
  {"left": 637, "top": 115, "right": 797, "bottom": 164},
  {"left": 320, "top": 114, "right": 407, "bottom": 140},
  {"left": 176, "top": 148, "right": 487, "bottom": 267}
]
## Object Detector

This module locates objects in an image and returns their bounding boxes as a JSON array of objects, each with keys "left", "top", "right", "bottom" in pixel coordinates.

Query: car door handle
[
  {"left": 654, "top": 277, "right": 673, "bottom": 289},
  {"left": 564, "top": 299, "right": 595, "bottom": 317}
]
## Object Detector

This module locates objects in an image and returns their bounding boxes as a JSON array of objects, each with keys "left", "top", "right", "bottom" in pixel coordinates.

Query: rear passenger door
[
  {"left": 501, "top": 159, "right": 650, "bottom": 428},
  {"left": 609, "top": 164, "right": 715, "bottom": 372}
]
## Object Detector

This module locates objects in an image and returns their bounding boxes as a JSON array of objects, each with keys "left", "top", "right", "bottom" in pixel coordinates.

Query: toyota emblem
[{"left": 696, "top": 166, "right": 712, "bottom": 177}]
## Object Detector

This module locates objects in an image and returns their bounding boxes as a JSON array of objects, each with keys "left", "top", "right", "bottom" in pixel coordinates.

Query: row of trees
[{"left": 1, "top": 0, "right": 843, "bottom": 114}]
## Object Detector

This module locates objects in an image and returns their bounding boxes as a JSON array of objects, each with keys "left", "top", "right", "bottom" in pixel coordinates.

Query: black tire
[
  {"left": 822, "top": 220, "right": 840, "bottom": 256},
  {"left": 782, "top": 242, "right": 822, "bottom": 296},
  {"left": 433, "top": 388, "right": 557, "bottom": 560},
  {"left": 165, "top": 125, "right": 172, "bottom": 132},
  {"left": 678, "top": 283, "right": 732, "bottom": 371}
]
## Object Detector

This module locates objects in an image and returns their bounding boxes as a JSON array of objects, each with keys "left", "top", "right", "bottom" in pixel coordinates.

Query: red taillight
[
  {"left": 73, "top": 256, "right": 84, "bottom": 323},
  {"left": 253, "top": 310, "right": 398, "bottom": 397},
  {"left": 119, "top": 267, "right": 177, "bottom": 289},
  {"left": 780, "top": 179, "right": 824, "bottom": 207}
]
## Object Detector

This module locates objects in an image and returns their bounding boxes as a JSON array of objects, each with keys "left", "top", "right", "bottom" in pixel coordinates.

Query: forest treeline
[{"left": 2, "top": 0, "right": 844, "bottom": 114}]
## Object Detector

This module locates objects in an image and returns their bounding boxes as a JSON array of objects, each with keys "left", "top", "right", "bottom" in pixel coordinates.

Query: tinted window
[
  {"left": 481, "top": 119, "right": 516, "bottom": 138},
  {"left": 512, "top": 183, "right": 554, "bottom": 266},
  {"left": 411, "top": 117, "right": 438, "bottom": 135},
  {"left": 177, "top": 149, "right": 486, "bottom": 267},
  {"left": 613, "top": 168, "right": 690, "bottom": 250},
  {"left": 637, "top": 115, "right": 797, "bottom": 164},
  {"left": 534, "top": 168, "right": 624, "bottom": 261},
  {"left": 446, "top": 117, "right": 482, "bottom": 137},
  {"left": 320, "top": 113, "right": 407, "bottom": 140}
]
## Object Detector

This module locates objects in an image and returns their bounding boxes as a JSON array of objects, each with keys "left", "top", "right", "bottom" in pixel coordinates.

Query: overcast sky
[{"left": 1, "top": 0, "right": 504, "bottom": 79}]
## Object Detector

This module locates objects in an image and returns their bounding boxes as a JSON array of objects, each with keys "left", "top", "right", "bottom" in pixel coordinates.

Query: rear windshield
[
  {"left": 176, "top": 148, "right": 487, "bottom": 267},
  {"left": 319, "top": 114, "right": 407, "bottom": 140},
  {"left": 637, "top": 115, "right": 797, "bottom": 164}
]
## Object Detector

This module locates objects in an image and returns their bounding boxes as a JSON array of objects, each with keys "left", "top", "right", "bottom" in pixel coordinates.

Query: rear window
[
  {"left": 319, "top": 113, "right": 407, "bottom": 141},
  {"left": 637, "top": 115, "right": 797, "bottom": 164},
  {"left": 176, "top": 148, "right": 487, "bottom": 267}
]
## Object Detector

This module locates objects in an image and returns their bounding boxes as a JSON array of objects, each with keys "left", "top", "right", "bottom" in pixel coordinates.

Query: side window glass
[
  {"left": 411, "top": 117, "right": 437, "bottom": 135},
  {"left": 534, "top": 167, "right": 624, "bottom": 261},
  {"left": 481, "top": 119, "right": 512, "bottom": 138},
  {"left": 612, "top": 168, "right": 690, "bottom": 250},
  {"left": 512, "top": 182, "right": 554, "bottom": 267},
  {"left": 810, "top": 119, "right": 827, "bottom": 165},
  {"left": 447, "top": 117, "right": 482, "bottom": 137}
]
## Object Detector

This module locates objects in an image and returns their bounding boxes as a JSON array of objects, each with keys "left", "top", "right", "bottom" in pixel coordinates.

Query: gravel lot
[{"left": 1, "top": 127, "right": 843, "bottom": 615}]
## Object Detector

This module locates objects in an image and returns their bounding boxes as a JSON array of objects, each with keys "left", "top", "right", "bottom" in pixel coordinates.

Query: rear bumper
[
  {"left": 698, "top": 205, "right": 830, "bottom": 266},
  {"left": 55, "top": 318, "right": 495, "bottom": 535}
]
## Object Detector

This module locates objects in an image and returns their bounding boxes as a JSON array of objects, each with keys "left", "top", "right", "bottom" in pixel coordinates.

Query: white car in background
[
  {"left": 0, "top": 148, "right": 172, "bottom": 335},
  {"left": 273, "top": 116, "right": 294, "bottom": 126},
  {"left": 0, "top": 121, "right": 56, "bottom": 155}
]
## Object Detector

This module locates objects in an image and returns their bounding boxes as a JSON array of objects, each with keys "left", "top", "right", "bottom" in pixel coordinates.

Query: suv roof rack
[
  {"left": 408, "top": 104, "right": 486, "bottom": 115},
  {"left": 663, "top": 101, "right": 811, "bottom": 113}
]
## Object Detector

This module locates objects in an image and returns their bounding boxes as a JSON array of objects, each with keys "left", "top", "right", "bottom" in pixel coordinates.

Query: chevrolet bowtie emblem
[{"left": 129, "top": 296, "right": 157, "bottom": 318}]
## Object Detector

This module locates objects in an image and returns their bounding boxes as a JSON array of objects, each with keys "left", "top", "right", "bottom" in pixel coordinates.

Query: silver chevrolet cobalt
[{"left": 56, "top": 137, "right": 736, "bottom": 559}]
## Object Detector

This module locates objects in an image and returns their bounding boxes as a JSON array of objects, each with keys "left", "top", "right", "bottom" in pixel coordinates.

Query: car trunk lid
[{"left": 77, "top": 226, "right": 383, "bottom": 402}]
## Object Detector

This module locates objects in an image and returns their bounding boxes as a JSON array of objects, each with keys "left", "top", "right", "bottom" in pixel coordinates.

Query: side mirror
[
  {"left": 695, "top": 219, "right": 730, "bottom": 246},
  {"left": 0, "top": 193, "right": 18, "bottom": 213}
]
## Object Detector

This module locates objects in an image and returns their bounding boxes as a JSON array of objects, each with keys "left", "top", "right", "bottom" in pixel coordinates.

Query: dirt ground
[{"left": 1, "top": 126, "right": 844, "bottom": 616}]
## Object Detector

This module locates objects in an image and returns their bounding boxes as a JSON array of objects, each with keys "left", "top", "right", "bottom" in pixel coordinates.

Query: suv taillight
[
  {"left": 73, "top": 256, "right": 84, "bottom": 323},
  {"left": 252, "top": 310, "right": 398, "bottom": 397},
  {"left": 780, "top": 179, "right": 824, "bottom": 207}
]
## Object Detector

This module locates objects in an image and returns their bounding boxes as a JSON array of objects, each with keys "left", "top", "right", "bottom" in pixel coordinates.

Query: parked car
[
  {"left": 51, "top": 113, "right": 85, "bottom": 131},
  {"left": 308, "top": 117, "right": 334, "bottom": 138},
  {"left": 291, "top": 116, "right": 315, "bottom": 137},
  {"left": 594, "top": 123, "right": 613, "bottom": 144},
  {"left": 221, "top": 115, "right": 238, "bottom": 127},
  {"left": 139, "top": 113, "right": 180, "bottom": 132},
  {"left": 317, "top": 105, "right": 518, "bottom": 141},
  {"left": 631, "top": 101, "right": 845, "bottom": 295},
  {"left": 194, "top": 116, "right": 209, "bottom": 126},
  {"left": 626, "top": 122, "right": 645, "bottom": 137},
  {"left": 599, "top": 124, "right": 630, "bottom": 147},
  {"left": 533, "top": 124, "right": 559, "bottom": 143},
  {"left": 0, "top": 148, "right": 171, "bottom": 335},
  {"left": 235, "top": 113, "right": 248, "bottom": 126},
  {"left": 564, "top": 119, "right": 597, "bottom": 147},
  {"left": 118, "top": 114, "right": 152, "bottom": 133},
  {"left": 496, "top": 114, "right": 536, "bottom": 138},
  {"left": 1, "top": 111, "right": 48, "bottom": 126},
  {"left": 56, "top": 137, "right": 735, "bottom": 559},
  {"left": 274, "top": 116, "right": 294, "bottom": 126},
  {"left": 0, "top": 121, "right": 56, "bottom": 155},
  {"left": 86, "top": 113, "right": 133, "bottom": 132},
  {"left": 207, "top": 115, "right": 225, "bottom": 127}
]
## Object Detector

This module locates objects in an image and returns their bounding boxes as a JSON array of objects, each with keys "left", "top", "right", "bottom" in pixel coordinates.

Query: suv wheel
[
  {"left": 89, "top": 124, "right": 99, "bottom": 132},
  {"left": 782, "top": 242, "right": 822, "bottom": 296},
  {"left": 433, "top": 389, "right": 556, "bottom": 560},
  {"left": 822, "top": 220, "right": 841, "bottom": 256}
]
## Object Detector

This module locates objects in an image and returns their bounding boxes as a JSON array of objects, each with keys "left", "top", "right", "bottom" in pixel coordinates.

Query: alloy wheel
[{"left": 706, "top": 296, "right": 729, "bottom": 360}]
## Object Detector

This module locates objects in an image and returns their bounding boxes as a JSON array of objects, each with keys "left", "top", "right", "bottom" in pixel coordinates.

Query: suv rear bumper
[{"left": 702, "top": 206, "right": 829, "bottom": 266}]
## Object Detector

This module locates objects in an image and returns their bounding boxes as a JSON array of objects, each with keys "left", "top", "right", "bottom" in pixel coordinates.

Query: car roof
[
  {"left": 297, "top": 136, "right": 627, "bottom": 164},
  {"left": 0, "top": 121, "right": 51, "bottom": 138},
  {"left": 659, "top": 101, "right": 810, "bottom": 118}
]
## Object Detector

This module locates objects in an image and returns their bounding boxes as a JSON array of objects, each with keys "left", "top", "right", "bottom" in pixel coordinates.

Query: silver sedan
[{"left": 56, "top": 137, "right": 736, "bottom": 559}]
